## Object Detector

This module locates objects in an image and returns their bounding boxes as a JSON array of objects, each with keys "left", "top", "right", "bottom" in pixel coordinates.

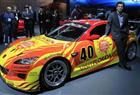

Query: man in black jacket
[
  {"left": 12, "top": 5, "right": 20, "bottom": 39},
  {"left": 38, "top": 7, "right": 46, "bottom": 34},
  {"left": 104, "top": 1, "right": 131, "bottom": 70},
  {"left": 22, "top": 5, "right": 34, "bottom": 37},
  {"left": 70, "top": 5, "right": 83, "bottom": 20},
  {"left": 45, "top": 7, "right": 53, "bottom": 34}
]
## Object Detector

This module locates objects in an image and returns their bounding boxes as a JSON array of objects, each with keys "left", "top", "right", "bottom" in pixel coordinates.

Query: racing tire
[
  {"left": 126, "top": 42, "right": 137, "bottom": 61},
  {"left": 40, "top": 60, "right": 70, "bottom": 90}
]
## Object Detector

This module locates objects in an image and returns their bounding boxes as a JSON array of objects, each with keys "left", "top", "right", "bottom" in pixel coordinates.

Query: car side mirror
[{"left": 89, "top": 34, "right": 100, "bottom": 40}]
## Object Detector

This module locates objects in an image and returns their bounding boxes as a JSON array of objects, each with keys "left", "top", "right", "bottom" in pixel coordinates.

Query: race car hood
[{"left": 0, "top": 35, "right": 72, "bottom": 66}]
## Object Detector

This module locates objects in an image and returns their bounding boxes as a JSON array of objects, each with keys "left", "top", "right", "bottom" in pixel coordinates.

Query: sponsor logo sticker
[{"left": 99, "top": 40, "right": 109, "bottom": 52}]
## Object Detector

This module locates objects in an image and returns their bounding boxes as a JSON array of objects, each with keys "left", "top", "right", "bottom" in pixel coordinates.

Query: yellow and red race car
[{"left": 0, "top": 20, "right": 137, "bottom": 92}]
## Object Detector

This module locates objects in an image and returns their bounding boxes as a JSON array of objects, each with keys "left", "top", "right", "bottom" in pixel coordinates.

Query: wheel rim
[
  {"left": 127, "top": 43, "right": 137, "bottom": 60},
  {"left": 44, "top": 61, "right": 68, "bottom": 87}
]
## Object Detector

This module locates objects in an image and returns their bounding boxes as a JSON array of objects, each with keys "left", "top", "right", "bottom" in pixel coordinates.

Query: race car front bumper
[{"left": 0, "top": 65, "right": 41, "bottom": 92}]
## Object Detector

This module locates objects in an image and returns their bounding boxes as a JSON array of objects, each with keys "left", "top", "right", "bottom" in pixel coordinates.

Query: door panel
[
  {"left": 93, "top": 36, "right": 116, "bottom": 65},
  {"left": 71, "top": 40, "right": 96, "bottom": 77},
  {"left": 71, "top": 36, "right": 119, "bottom": 78}
]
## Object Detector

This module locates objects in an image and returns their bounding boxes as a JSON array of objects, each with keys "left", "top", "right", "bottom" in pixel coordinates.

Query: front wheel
[
  {"left": 126, "top": 42, "right": 137, "bottom": 61},
  {"left": 40, "top": 60, "right": 70, "bottom": 90}
]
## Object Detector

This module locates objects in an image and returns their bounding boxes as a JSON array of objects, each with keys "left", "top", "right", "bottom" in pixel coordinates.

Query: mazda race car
[{"left": 0, "top": 20, "right": 137, "bottom": 92}]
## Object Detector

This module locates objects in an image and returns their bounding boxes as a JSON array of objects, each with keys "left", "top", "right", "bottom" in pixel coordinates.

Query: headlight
[{"left": 14, "top": 57, "right": 38, "bottom": 65}]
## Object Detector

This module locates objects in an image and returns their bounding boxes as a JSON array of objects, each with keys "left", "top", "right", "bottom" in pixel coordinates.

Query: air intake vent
[
  {"left": 10, "top": 49, "right": 16, "bottom": 52},
  {"left": 0, "top": 65, "right": 9, "bottom": 74},
  {"left": 2, "top": 54, "right": 6, "bottom": 58},
  {"left": 17, "top": 74, "right": 26, "bottom": 79},
  {"left": 17, "top": 53, "right": 23, "bottom": 56}
]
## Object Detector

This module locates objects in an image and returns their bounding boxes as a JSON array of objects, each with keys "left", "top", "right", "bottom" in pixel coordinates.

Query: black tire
[
  {"left": 40, "top": 60, "right": 70, "bottom": 90},
  {"left": 126, "top": 42, "right": 137, "bottom": 61}
]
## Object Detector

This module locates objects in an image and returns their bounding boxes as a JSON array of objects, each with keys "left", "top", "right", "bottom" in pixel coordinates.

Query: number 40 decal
[{"left": 80, "top": 46, "right": 94, "bottom": 61}]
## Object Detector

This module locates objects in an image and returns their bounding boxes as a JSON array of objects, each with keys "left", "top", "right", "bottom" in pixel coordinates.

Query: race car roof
[{"left": 71, "top": 19, "right": 108, "bottom": 26}]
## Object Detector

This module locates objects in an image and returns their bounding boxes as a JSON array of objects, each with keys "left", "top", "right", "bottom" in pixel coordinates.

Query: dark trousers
[
  {"left": 3, "top": 24, "right": 13, "bottom": 43},
  {"left": 45, "top": 23, "right": 52, "bottom": 34},
  {"left": 0, "top": 23, "right": 3, "bottom": 44},
  {"left": 25, "top": 20, "right": 34, "bottom": 37},
  {"left": 39, "top": 23, "right": 42, "bottom": 34},
  {"left": 12, "top": 21, "right": 18, "bottom": 39},
  {"left": 39, "top": 23, "right": 46, "bottom": 34},
  {"left": 113, "top": 35, "right": 128, "bottom": 65}
]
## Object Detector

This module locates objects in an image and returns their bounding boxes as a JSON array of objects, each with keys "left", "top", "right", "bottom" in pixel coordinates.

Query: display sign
[{"left": 70, "top": 0, "right": 140, "bottom": 7}]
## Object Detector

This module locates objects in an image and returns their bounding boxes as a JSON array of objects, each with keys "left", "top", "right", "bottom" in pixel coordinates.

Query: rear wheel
[
  {"left": 126, "top": 42, "right": 137, "bottom": 60},
  {"left": 40, "top": 60, "right": 70, "bottom": 90}
]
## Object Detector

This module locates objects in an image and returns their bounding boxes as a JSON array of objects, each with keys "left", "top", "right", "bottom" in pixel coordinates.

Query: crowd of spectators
[
  {"left": 0, "top": 4, "right": 139, "bottom": 45},
  {"left": 0, "top": 5, "right": 61, "bottom": 45}
]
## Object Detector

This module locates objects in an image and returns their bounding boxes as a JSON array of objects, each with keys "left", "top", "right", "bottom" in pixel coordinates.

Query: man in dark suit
[
  {"left": 104, "top": 1, "right": 131, "bottom": 70},
  {"left": 70, "top": 4, "right": 83, "bottom": 20}
]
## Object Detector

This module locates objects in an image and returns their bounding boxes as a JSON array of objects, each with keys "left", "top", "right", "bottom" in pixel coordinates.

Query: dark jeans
[
  {"left": 45, "top": 23, "right": 53, "bottom": 34},
  {"left": 12, "top": 21, "right": 18, "bottom": 39},
  {"left": 3, "top": 24, "right": 13, "bottom": 43},
  {"left": 39, "top": 23, "right": 46, "bottom": 34},
  {"left": 0, "top": 33, "right": 3, "bottom": 44},
  {"left": 0, "top": 22, "right": 3, "bottom": 44},
  {"left": 25, "top": 20, "right": 34, "bottom": 37},
  {"left": 113, "top": 35, "right": 128, "bottom": 65}
]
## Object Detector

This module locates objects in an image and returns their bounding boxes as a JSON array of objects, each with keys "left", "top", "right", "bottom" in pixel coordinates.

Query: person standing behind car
[
  {"left": 38, "top": 7, "right": 46, "bottom": 34},
  {"left": 29, "top": 5, "right": 36, "bottom": 36},
  {"left": 53, "top": 9, "right": 61, "bottom": 28},
  {"left": 44, "top": 7, "right": 53, "bottom": 34},
  {"left": 12, "top": 5, "right": 20, "bottom": 39},
  {"left": 104, "top": 1, "right": 131, "bottom": 70},
  {"left": 70, "top": 4, "right": 83, "bottom": 20},
  {"left": 22, "top": 5, "right": 34, "bottom": 37},
  {"left": 2, "top": 6, "right": 14, "bottom": 45}
]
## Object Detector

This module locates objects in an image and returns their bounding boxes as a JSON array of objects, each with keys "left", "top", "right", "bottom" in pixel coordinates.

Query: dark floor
[{"left": 0, "top": 41, "right": 140, "bottom": 95}]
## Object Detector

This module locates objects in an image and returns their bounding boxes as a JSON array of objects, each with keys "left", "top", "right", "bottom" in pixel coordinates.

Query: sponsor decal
[
  {"left": 39, "top": 36, "right": 54, "bottom": 43},
  {"left": 79, "top": 51, "right": 117, "bottom": 71},
  {"left": 13, "top": 66, "right": 30, "bottom": 69},
  {"left": 17, "top": 41, "right": 35, "bottom": 49},
  {"left": 80, "top": 46, "right": 94, "bottom": 61},
  {"left": 99, "top": 40, "right": 109, "bottom": 52}
]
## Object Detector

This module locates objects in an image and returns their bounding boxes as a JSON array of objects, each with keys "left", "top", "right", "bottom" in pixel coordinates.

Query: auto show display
[{"left": 0, "top": 20, "right": 137, "bottom": 92}]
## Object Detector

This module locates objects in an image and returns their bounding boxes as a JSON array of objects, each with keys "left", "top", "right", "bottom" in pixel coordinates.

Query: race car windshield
[{"left": 47, "top": 23, "right": 90, "bottom": 41}]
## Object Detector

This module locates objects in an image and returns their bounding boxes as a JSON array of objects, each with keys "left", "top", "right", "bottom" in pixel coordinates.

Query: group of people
[
  {"left": 70, "top": 4, "right": 113, "bottom": 20},
  {"left": 0, "top": 5, "right": 61, "bottom": 45},
  {"left": 38, "top": 7, "right": 60, "bottom": 34},
  {"left": 0, "top": 1, "right": 135, "bottom": 71},
  {"left": 0, "top": 5, "right": 36, "bottom": 45}
]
